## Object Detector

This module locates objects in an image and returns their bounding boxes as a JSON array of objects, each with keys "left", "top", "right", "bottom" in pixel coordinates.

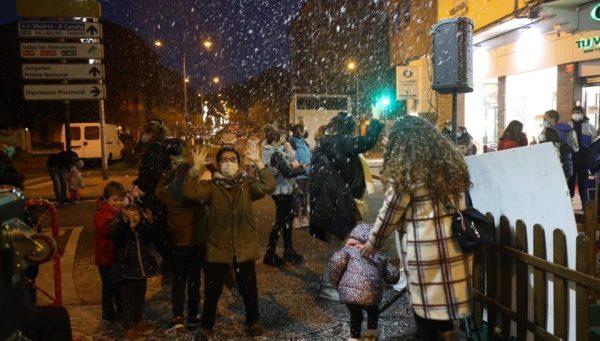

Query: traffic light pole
[{"left": 451, "top": 92, "right": 458, "bottom": 143}]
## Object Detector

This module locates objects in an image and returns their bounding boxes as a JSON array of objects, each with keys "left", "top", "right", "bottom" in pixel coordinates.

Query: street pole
[
  {"left": 356, "top": 76, "right": 359, "bottom": 115},
  {"left": 183, "top": 53, "right": 188, "bottom": 137}
]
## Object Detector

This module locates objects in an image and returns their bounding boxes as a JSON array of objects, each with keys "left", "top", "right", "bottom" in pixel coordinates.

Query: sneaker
[
  {"left": 247, "top": 320, "right": 265, "bottom": 337},
  {"left": 283, "top": 249, "right": 304, "bottom": 265},
  {"left": 170, "top": 316, "right": 185, "bottom": 332},
  {"left": 134, "top": 321, "right": 154, "bottom": 335},
  {"left": 317, "top": 282, "right": 340, "bottom": 301},
  {"left": 263, "top": 250, "right": 285, "bottom": 267},
  {"left": 187, "top": 315, "right": 201, "bottom": 329},
  {"left": 362, "top": 329, "right": 378, "bottom": 341},
  {"left": 300, "top": 216, "right": 309, "bottom": 227},
  {"left": 194, "top": 326, "right": 213, "bottom": 341},
  {"left": 124, "top": 328, "right": 143, "bottom": 341},
  {"left": 293, "top": 217, "right": 302, "bottom": 229}
]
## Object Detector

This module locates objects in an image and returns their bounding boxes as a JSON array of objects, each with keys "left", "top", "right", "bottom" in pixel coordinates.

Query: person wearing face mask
[
  {"left": 535, "top": 109, "right": 576, "bottom": 180},
  {"left": 182, "top": 145, "right": 275, "bottom": 339},
  {"left": 0, "top": 144, "right": 24, "bottom": 189},
  {"left": 568, "top": 106, "right": 597, "bottom": 204},
  {"left": 261, "top": 125, "right": 307, "bottom": 266},
  {"left": 456, "top": 126, "right": 476, "bottom": 156},
  {"left": 441, "top": 120, "right": 453, "bottom": 140}
]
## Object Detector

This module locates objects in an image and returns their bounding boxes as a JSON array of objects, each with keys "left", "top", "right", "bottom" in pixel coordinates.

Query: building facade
[{"left": 290, "top": 0, "right": 393, "bottom": 114}]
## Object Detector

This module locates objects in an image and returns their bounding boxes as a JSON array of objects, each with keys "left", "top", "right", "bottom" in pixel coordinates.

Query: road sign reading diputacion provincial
[
  {"left": 24, "top": 84, "right": 106, "bottom": 101},
  {"left": 20, "top": 43, "right": 104, "bottom": 59},
  {"left": 22, "top": 64, "right": 104, "bottom": 80},
  {"left": 18, "top": 21, "right": 102, "bottom": 39}
]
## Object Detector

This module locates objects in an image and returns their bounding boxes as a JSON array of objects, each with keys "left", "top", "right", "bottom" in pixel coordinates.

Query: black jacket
[
  {"left": 47, "top": 150, "right": 78, "bottom": 170},
  {"left": 134, "top": 141, "right": 172, "bottom": 195},
  {"left": 110, "top": 216, "right": 158, "bottom": 281},
  {"left": 309, "top": 119, "right": 383, "bottom": 241}
]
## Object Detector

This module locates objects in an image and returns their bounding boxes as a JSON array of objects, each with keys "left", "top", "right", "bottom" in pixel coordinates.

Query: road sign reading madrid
[
  {"left": 22, "top": 64, "right": 104, "bottom": 80},
  {"left": 20, "top": 43, "right": 103, "bottom": 59},
  {"left": 24, "top": 84, "right": 106, "bottom": 101},
  {"left": 19, "top": 21, "right": 102, "bottom": 39}
]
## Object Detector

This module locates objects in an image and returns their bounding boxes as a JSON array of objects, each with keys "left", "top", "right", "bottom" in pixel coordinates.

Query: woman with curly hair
[{"left": 347, "top": 115, "right": 472, "bottom": 340}]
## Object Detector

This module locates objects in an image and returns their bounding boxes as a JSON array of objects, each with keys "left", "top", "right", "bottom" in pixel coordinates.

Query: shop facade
[{"left": 466, "top": 0, "right": 600, "bottom": 150}]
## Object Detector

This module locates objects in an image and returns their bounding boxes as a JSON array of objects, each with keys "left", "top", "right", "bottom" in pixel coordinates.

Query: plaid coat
[{"left": 366, "top": 181, "right": 473, "bottom": 321}]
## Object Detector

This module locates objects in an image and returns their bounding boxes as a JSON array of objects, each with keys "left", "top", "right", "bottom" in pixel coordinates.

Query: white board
[{"left": 466, "top": 143, "right": 577, "bottom": 340}]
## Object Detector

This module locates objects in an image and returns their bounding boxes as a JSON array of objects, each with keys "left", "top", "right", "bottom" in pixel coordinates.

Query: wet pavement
[{"left": 23, "top": 165, "right": 419, "bottom": 340}]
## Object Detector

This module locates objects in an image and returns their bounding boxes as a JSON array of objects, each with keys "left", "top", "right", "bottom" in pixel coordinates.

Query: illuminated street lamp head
[
  {"left": 154, "top": 40, "right": 163, "bottom": 47},
  {"left": 203, "top": 40, "right": 213, "bottom": 49},
  {"left": 185, "top": 77, "right": 190, "bottom": 83},
  {"left": 346, "top": 60, "right": 357, "bottom": 72},
  {"left": 212, "top": 77, "right": 220, "bottom": 84}
]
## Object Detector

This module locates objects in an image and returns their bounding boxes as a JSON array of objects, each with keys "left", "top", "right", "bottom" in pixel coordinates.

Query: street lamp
[
  {"left": 212, "top": 76, "right": 220, "bottom": 84},
  {"left": 346, "top": 59, "right": 360, "bottom": 114},
  {"left": 153, "top": 39, "right": 214, "bottom": 135}
]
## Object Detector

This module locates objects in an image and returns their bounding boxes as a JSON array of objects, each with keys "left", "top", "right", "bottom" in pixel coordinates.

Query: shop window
[{"left": 84, "top": 126, "right": 100, "bottom": 140}]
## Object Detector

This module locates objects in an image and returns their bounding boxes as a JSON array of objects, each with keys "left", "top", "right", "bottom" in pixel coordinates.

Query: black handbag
[{"left": 445, "top": 201, "right": 492, "bottom": 254}]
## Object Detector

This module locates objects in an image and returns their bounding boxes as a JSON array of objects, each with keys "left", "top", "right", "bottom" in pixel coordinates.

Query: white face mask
[
  {"left": 542, "top": 121, "right": 551, "bottom": 128},
  {"left": 220, "top": 161, "right": 239, "bottom": 177},
  {"left": 456, "top": 132, "right": 463, "bottom": 138},
  {"left": 573, "top": 113, "right": 583, "bottom": 121},
  {"left": 445, "top": 125, "right": 452, "bottom": 131}
]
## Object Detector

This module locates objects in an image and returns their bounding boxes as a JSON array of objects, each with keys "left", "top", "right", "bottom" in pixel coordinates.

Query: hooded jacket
[
  {"left": 155, "top": 166, "right": 208, "bottom": 248},
  {"left": 182, "top": 167, "right": 276, "bottom": 263},
  {"left": 94, "top": 199, "right": 118, "bottom": 267},
  {"left": 262, "top": 144, "right": 304, "bottom": 196},
  {"left": 289, "top": 135, "right": 311, "bottom": 180},
  {"left": 328, "top": 223, "right": 399, "bottom": 306},
  {"left": 309, "top": 119, "right": 383, "bottom": 241},
  {"left": 110, "top": 215, "right": 158, "bottom": 281}
]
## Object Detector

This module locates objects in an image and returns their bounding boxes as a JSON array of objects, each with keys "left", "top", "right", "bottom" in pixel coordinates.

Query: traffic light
[{"left": 379, "top": 96, "right": 391, "bottom": 108}]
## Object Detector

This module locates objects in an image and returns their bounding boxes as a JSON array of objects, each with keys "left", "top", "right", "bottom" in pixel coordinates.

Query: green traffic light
[{"left": 380, "top": 96, "right": 391, "bottom": 107}]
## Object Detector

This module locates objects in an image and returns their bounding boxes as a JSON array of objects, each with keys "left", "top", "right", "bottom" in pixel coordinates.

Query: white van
[{"left": 61, "top": 123, "right": 123, "bottom": 161}]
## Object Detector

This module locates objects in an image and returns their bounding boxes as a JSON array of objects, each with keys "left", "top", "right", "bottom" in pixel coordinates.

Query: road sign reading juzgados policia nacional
[
  {"left": 22, "top": 64, "right": 104, "bottom": 80},
  {"left": 19, "top": 21, "right": 102, "bottom": 39},
  {"left": 24, "top": 84, "right": 106, "bottom": 101},
  {"left": 20, "top": 43, "right": 104, "bottom": 59}
]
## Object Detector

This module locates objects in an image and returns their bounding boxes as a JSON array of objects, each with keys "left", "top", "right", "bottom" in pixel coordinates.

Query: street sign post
[
  {"left": 24, "top": 84, "right": 106, "bottom": 101},
  {"left": 18, "top": 21, "right": 102, "bottom": 39},
  {"left": 20, "top": 43, "right": 104, "bottom": 59},
  {"left": 22, "top": 64, "right": 104, "bottom": 80},
  {"left": 16, "top": 0, "right": 101, "bottom": 18}
]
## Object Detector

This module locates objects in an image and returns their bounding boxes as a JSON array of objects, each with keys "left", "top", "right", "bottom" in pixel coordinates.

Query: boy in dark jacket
[
  {"left": 156, "top": 163, "right": 208, "bottom": 330},
  {"left": 111, "top": 204, "right": 158, "bottom": 340}
]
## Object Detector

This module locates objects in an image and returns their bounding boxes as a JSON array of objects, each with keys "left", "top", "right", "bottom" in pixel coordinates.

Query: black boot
[
  {"left": 263, "top": 249, "right": 285, "bottom": 267},
  {"left": 283, "top": 248, "right": 304, "bottom": 265}
]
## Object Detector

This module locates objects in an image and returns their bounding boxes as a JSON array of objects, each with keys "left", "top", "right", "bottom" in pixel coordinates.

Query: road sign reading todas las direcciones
[
  {"left": 24, "top": 84, "right": 106, "bottom": 101},
  {"left": 18, "top": 21, "right": 102, "bottom": 38},
  {"left": 22, "top": 64, "right": 104, "bottom": 80},
  {"left": 20, "top": 43, "right": 104, "bottom": 59}
]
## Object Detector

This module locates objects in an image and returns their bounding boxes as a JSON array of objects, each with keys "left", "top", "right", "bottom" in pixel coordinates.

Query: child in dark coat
[
  {"left": 329, "top": 223, "right": 400, "bottom": 341},
  {"left": 110, "top": 204, "right": 158, "bottom": 340}
]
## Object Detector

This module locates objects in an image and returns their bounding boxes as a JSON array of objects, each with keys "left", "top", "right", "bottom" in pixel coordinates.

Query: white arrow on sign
[
  {"left": 24, "top": 84, "right": 106, "bottom": 101},
  {"left": 20, "top": 43, "right": 104, "bottom": 59},
  {"left": 18, "top": 21, "right": 102, "bottom": 38},
  {"left": 22, "top": 64, "right": 104, "bottom": 80}
]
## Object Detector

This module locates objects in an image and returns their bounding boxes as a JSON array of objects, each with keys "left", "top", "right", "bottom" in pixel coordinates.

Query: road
[{"left": 20, "top": 161, "right": 418, "bottom": 340}]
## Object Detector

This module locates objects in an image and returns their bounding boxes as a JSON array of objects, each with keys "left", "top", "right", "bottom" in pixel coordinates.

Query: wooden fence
[{"left": 472, "top": 201, "right": 600, "bottom": 341}]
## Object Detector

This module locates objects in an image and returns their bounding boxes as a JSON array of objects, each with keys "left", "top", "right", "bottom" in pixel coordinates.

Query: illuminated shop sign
[
  {"left": 576, "top": 36, "right": 600, "bottom": 52},
  {"left": 592, "top": 4, "right": 600, "bottom": 22}
]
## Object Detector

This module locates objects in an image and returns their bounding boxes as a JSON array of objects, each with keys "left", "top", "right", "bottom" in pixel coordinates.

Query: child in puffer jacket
[{"left": 329, "top": 223, "right": 400, "bottom": 341}]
